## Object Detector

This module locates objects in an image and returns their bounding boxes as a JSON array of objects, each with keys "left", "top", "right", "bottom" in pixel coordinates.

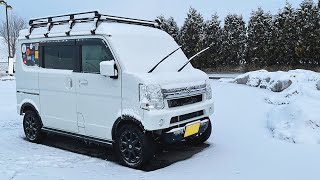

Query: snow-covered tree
[
  {"left": 202, "top": 14, "right": 222, "bottom": 69},
  {"left": 295, "top": 0, "right": 320, "bottom": 66},
  {"left": 220, "top": 14, "right": 247, "bottom": 67},
  {"left": 180, "top": 7, "right": 205, "bottom": 69},
  {"left": 247, "top": 8, "right": 273, "bottom": 68},
  {"left": 272, "top": 3, "right": 298, "bottom": 66},
  {"left": 157, "top": 16, "right": 180, "bottom": 43}
]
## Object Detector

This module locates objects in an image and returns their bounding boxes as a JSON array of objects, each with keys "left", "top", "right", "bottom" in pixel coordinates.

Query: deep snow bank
[{"left": 224, "top": 69, "right": 320, "bottom": 144}]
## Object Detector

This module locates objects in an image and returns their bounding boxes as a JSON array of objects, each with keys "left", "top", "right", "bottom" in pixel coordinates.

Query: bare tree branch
[{"left": 0, "top": 13, "right": 27, "bottom": 57}]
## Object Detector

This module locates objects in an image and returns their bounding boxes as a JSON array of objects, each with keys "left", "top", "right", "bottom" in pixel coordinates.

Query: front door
[
  {"left": 74, "top": 38, "right": 121, "bottom": 140},
  {"left": 39, "top": 40, "right": 78, "bottom": 133}
]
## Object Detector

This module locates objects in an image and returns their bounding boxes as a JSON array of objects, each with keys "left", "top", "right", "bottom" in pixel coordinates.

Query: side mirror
[{"left": 100, "top": 60, "right": 118, "bottom": 78}]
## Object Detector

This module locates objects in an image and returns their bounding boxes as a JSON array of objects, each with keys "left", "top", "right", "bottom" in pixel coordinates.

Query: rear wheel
[
  {"left": 23, "top": 110, "right": 46, "bottom": 143},
  {"left": 114, "top": 124, "right": 155, "bottom": 168},
  {"left": 185, "top": 120, "right": 212, "bottom": 145}
]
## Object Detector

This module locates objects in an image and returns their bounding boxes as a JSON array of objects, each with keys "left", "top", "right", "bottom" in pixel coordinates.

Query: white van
[{"left": 16, "top": 11, "right": 214, "bottom": 168}]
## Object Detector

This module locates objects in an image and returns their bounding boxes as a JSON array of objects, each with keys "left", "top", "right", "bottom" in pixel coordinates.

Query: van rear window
[
  {"left": 21, "top": 43, "right": 39, "bottom": 67},
  {"left": 43, "top": 46, "right": 74, "bottom": 70}
]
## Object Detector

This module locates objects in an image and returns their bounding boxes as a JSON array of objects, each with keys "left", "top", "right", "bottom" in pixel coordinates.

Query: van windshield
[{"left": 108, "top": 30, "right": 192, "bottom": 73}]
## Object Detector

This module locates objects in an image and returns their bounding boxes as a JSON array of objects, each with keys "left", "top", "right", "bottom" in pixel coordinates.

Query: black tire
[
  {"left": 23, "top": 110, "right": 46, "bottom": 143},
  {"left": 114, "top": 124, "right": 155, "bottom": 168},
  {"left": 186, "top": 120, "right": 212, "bottom": 145}
]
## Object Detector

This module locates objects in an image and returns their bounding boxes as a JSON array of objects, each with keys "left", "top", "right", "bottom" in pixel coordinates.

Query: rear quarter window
[{"left": 21, "top": 43, "right": 40, "bottom": 67}]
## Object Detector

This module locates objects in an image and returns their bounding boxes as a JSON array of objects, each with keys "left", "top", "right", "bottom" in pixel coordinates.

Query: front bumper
[
  {"left": 142, "top": 99, "right": 214, "bottom": 131},
  {"left": 162, "top": 118, "right": 210, "bottom": 144}
]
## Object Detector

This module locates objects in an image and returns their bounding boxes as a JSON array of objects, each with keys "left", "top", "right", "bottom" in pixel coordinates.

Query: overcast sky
[{"left": 0, "top": 0, "right": 314, "bottom": 27}]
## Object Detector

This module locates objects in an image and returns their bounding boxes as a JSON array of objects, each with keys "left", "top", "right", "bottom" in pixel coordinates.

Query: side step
[{"left": 42, "top": 127, "right": 113, "bottom": 147}]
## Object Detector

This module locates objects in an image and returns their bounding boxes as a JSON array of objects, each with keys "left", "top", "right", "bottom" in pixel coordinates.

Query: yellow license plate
[{"left": 184, "top": 122, "right": 201, "bottom": 138}]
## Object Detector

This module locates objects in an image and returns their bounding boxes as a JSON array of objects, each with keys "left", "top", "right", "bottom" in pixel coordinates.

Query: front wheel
[
  {"left": 23, "top": 110, "right": 46, "bottom": 143},
  {"left": 114, "top": 124, "right": 155, "bottom": 168},
  {"left": 186, "top": 120, "right": 212, "bottom": 145}
]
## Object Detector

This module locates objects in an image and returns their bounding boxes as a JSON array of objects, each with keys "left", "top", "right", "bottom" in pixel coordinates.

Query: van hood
[{"left": 130, "top": 69, "right": 208, "bottom": 89}]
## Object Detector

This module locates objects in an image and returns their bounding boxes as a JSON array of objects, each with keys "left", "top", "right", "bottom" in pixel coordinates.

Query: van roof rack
[{"left": 25, "top": 11, "right": 161, "bottom": 39}]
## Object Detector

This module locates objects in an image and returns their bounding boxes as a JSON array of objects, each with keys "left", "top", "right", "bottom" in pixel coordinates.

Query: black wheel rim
[
  {"left": 119, "top": 130, "right": 142, "bottom": 164},
  {"left": 24, "top": 115, "right": 37, "bottom": 141}
]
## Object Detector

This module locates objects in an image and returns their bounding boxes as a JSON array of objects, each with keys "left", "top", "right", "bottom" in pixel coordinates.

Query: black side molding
[
  {"left": 17, "top": 91, "right": 40, "bottom": 96},
  {"left": 42, "top": 127, "right": 113, "bottom": 146}
]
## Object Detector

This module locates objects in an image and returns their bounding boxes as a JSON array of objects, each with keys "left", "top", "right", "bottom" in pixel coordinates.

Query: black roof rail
[{"left": 25, "top": 11, "right": 161, "bottom": 39}]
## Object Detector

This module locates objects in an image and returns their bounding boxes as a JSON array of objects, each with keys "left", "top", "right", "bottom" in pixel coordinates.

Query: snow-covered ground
[{"left": 1, "top": 77, "right": 320, "bottom": 180}]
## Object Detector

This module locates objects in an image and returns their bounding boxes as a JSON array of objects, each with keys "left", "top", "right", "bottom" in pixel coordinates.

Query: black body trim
[
  {"left": 42, "top": 127, "right": 113, "bottom": 146},
  {"left": 17, "top": 91, "right": 40, "bottom": 96},
  {"left": 170, "top": 110, "right": 204, "bottom": 124}
]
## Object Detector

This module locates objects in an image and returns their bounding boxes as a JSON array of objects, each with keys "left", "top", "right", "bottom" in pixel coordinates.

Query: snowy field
[{"left": 1, "top": 77, "right": 320, "bottom": 180}]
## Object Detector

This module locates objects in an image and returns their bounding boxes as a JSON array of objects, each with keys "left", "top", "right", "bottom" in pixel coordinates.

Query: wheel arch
[
  {"left": 20, "top": 102, "right": 39, "bottom": 115},
  {"left": 112, "top": 115, "right": 145, "bottom": 141}
]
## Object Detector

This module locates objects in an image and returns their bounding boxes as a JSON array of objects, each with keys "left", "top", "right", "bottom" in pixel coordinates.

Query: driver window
[{"left": 81, "top": 43, "right": 114, "bottom": 73}]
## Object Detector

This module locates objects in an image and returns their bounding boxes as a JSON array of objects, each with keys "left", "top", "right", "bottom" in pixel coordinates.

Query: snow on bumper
[{"left": 142, "top": 99, "right": 214, "bottom": 131}]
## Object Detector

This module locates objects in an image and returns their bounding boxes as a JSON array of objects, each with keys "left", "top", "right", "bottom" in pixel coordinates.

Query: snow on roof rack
[{"left": 25, "top": 11, "right": 161, "bottom": 39}]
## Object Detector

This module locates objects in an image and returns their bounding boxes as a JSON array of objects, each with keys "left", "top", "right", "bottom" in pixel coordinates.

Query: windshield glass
[{"left": 108, "top": 28, "right": 192, "bottom": 73}]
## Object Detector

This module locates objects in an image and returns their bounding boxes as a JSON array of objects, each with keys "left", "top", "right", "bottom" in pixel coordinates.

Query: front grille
[
  {"left": 162, "top": 84, "right": 206, "bottom": 99},
  {"left": 168, "top": 95, "right": 203, "bottom": 108},
  {"left": 170, "top": 110, "right": 204, "bottom": 124}
]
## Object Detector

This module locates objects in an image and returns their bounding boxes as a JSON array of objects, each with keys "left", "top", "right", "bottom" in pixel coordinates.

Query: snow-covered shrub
[{"left": 317, "top": 80, "right": 320, "bottom": 90}]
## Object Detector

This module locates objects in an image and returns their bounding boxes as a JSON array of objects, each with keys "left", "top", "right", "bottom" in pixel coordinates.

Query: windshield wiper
[
  {"left": 148, "top": 46, "right": 182, "bottom": 73},
  {"left": 178, "top": 46, "right": 211, "bottom": 72}
]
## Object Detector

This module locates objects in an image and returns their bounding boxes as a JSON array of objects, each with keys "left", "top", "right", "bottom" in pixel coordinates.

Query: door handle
[
  {"left": 66, "top": 78, "right": 73, "bottom": 89},
  {"left": 79, "top": 79, "right": 88, "bottom": 86}
]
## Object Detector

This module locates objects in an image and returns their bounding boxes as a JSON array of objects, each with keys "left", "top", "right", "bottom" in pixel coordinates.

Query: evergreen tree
[
  {"left": 296, "top": 0, "right": 320, "bottom": 66},
  {"left": 272, "top": 3, "right": 298, "bottom": 66},
  {"left": 180, "top": 7, "right": 205, "bottom": 69},
  {"left": 247, "top": 8, "right": 273, "bottom": 68},
  {"left": 157, "top": 16, "right": 180, "bottom": 43},
  {"left": 202, "top": 14, "right": 222, "bottom": 69},
  {"left": 220, "top": 14, "right": 247, "bottom": 67}
]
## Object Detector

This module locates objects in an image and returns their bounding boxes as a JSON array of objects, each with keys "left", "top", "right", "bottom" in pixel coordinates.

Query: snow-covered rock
[
  {"left": 234, "top": 75, "right": 249, "bottom": 85},
  {"left": 270, "top": 79, "right": 292, "bottom": 92},
  {"left": 317, "top": 80, "right": 320, "bottom": 90}
]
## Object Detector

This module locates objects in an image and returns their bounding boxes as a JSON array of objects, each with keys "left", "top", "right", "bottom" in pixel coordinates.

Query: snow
[
  {"left": 227, "top": 69, "right": 320, "bottom": 144},
  {"left": 107, "top": 23, "right": 192, "bottom": 73},
  {"left": 1, "top": 77, "right": 320, "bottom": 179}
]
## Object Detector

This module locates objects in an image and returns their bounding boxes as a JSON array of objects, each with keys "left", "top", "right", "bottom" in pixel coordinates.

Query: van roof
[{"left": 19, "top": 11, "right": 161, "bottom": 40}]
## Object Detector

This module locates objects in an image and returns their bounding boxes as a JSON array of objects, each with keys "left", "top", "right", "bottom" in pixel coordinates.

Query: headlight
[
  {"left": 206, "top": 80, "right": 212, "bottom": 99},
  {"left": 139, "top": 84, "right": 164, "bottom": 110}
]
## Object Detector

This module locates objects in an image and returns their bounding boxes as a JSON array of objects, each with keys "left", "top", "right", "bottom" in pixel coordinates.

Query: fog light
[{"left": 159, "top": 119, "right": 164, "bottom": 127}]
